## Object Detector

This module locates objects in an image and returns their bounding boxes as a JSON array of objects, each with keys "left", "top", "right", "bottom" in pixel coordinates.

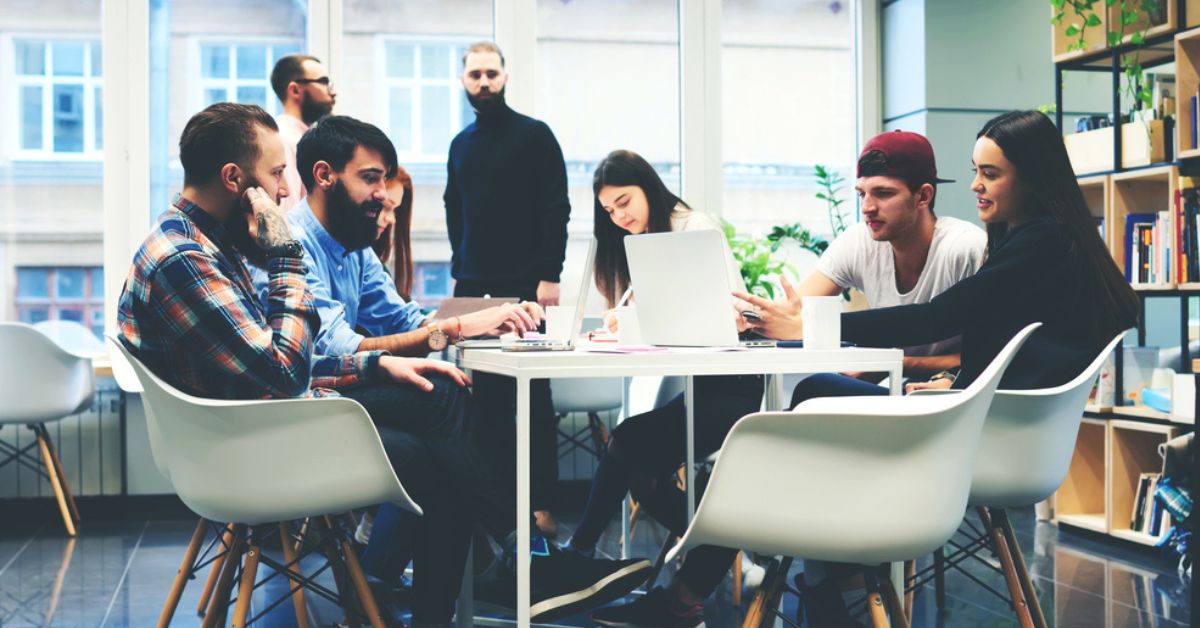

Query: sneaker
[
  {"left": 592, "top": 587, "right": 704, "bottom": 627},
  {"left": 483, "top": 536, "right": 654, "bottom": 622}
]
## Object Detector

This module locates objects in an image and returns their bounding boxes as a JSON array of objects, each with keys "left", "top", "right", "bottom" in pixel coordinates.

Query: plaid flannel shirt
[{"left": 117, "top": 195, "right": 381, "bottom": 399}]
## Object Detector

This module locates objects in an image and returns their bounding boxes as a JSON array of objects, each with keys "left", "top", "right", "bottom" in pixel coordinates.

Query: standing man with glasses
[{"left": 271, "top": 54, "right": 337, "bottom": 210}]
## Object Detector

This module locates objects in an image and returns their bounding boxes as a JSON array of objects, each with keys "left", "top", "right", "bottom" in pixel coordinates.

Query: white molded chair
[
  {"left": 909, "top": 330, "right": 1128, "bottom": 628},
  {"left": 551, "top": 377, "right": 623, "bottom": 461},
  {"left": 111, "top": 337, "right": 419, "bottom": 627},
  {"left": 665, "top": 323, "right": 1042, "bottom": 628},
  {"left": 0, "top": 322, "right": 96, "bottom": 536}
]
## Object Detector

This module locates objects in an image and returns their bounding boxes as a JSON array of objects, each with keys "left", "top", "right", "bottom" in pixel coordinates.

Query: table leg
[
  {"left": 766, "top": 373, "right": 784, "bottom": 411},
  {"left": 517, "top": 375, "right": 531, "bottom": 628},
  {"left": 620, "top": 377, "right": 630, "bottom": 559},
  {"left": 889, "top": 367, "right": 903, "bottom": 396},
  {"left": 685, "top": 375, "right": 695, "bottom": 522}
]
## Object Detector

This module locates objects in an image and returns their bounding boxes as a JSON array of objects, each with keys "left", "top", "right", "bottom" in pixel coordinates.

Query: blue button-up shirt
[{"left": 264, "top": 199, "right": 428, "bottom": 356}]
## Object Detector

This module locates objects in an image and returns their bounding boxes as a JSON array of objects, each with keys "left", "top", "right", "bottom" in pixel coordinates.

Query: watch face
[{"left": 428, "top": 329, "right": 448, "bottom": 351}]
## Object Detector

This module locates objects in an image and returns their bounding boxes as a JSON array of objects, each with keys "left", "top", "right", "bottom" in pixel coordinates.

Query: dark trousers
[
  {"left": 789, "top": 372, "right": 888, "bottom": 408},
  {"left": 342, "top": 378, "right": 517, "bottom": 622},
  {"left": 454, "top": 278, "right": 560, "bottom": 510},
  {"left": 571, "top": 375, "right": 763, "bottom": 598}
]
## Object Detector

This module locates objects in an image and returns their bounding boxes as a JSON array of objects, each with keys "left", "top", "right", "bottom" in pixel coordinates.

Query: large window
[
  {"left": 1, "top": 1, "right": 105, "bottom": 336},
  {"left": 15, "top": 267, "right": 105, "bottom": 337},
  {"left": 198, "top": 42, "right": 303, "bottom": 115},
  {"left": 380, "top": 40, "right": 475, "bottom": 162},
  {"left": 720, "top": 0, "right": 857, "bottom": 235},
  {"left": 13, "top": 38, "right": 103, "bottom": 158},
  {"left": 149, "top": 1, "right": 307, "bottom": 218}
]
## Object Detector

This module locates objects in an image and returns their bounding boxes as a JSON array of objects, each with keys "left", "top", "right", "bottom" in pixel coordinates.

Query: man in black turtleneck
[{"left": 445, "top": 41, "right": 570, "bottom": 534}]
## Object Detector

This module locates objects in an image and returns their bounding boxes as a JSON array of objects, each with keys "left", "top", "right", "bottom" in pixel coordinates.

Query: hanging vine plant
[{"left": 1051, "top": 0, "right": 1163, "bottom": 113}]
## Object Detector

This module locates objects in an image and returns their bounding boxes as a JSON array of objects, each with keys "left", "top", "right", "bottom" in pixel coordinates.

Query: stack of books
[
  {"left": 1122, "top": 176, "right": 1200, "bottom": 285},
  {"left": 1130, "top": 472, "right": 1171, "bottom": 537}
]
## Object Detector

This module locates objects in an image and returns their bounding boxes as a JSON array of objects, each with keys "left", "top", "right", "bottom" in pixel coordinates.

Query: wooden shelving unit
[
  {"left": 1109, "top": 165, "right": 1178, "bottom": 289},
  {"left": 1057, "top": 420, "right": 1180, "bottom": 546}
]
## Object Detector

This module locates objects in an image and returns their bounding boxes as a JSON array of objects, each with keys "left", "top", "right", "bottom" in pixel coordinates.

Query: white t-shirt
[
  {"left": 815, "top": 216, "right": 987, "bottom": 356},
  {"left": 669, "top": 208, "right": 747, "bottom": 292}
]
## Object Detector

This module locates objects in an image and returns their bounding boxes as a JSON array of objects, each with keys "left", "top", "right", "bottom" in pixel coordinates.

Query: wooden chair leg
[
  {"left": 732, "top": 550, "right": 744, "bottom": 607},
  {"left": 903, "top": 559, "right": 915, "bottom": 624},
  {"left": 863, "top": 569, "right": 891, "bottom": 628},
  {"left": 627, "top": 497, "right": 642, "bottom": 543},
  {"left": 159, "top": 518, "right": 209, "bottom": 628},
  {"left": 34, "top": 425, "right": 75, "bottom": 537},
  {"left": 279, "top": 521, "right": 311, "bottom": 628},
  {"left": 197, "top": 523, "right": 235, "bottom": 617},
  {"left": 587, "top": 412, "right": 609, "bottom": 457},
  {"left": 879, "top": 565, "right": 910, "bottom": 628},
  {"left": 978, "top": 507, "right": 1035, "bottom": 628},
  {"left": 993, "top": 508, "right": 1048, "bottom": 628},
  {"left": 741, "top": 557, "right": 790, "bottom": 628},
  {"left": 338, "top": 530, "right": 387, "bottom": 628},
  {"left": 230, "top": 541, "right": 262, "bottom": 627},
  {"left": 202, "top": 524, "right": 246, "bottom": 628},
  {"left": 37, "top": 425, "right": 80, "bottom": 524}
]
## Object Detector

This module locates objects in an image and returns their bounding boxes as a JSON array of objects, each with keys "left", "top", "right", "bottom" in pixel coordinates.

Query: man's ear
[
  {"left": 312, "top": 161, "right": 335, "bottom": 189},
  {"left": 916, "top": 182, "right": 935, "bottom": 210},
  {"left": 219, "top": 163, "right": 242, "bottom": 195}
]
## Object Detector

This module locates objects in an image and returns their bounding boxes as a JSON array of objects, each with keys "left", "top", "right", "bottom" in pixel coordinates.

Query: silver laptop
[
  {"left": 499, "top": 237, "right": 596, "bottom": 351},
  {"left": 624, "top": 230, "right": 773, "bottom": 348}
]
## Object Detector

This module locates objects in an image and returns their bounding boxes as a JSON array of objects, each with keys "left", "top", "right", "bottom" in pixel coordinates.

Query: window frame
[
  {"left": 8, "top": 33, "right": 104, "bottom": 161},
  {"left": 14, "top": 266, "right": 106, "bottom": 335},
  {"left": 374, "top": 35, "right": 474, "bottom": 164},
  {"left": 189, "top": 37, "right": 306, "bottom": 117}
]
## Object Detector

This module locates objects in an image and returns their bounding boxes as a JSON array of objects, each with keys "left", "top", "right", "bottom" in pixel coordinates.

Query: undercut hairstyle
[
  {"left": 270, "top": 53, "right": 321, "bottom": 102},
  {"left": 296, "top": 115, "right": 398, "bottom": 191},
  {"left": 856, "top": 149, "right": 937, "bottom": 212},
  {"left": 462, "top": 41, "right": 505, "bottom": 68},
  {"left": 179, "top": 102, "right": 278, "bottom": 187}
]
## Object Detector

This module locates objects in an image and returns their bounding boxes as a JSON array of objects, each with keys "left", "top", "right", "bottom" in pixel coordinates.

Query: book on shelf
[
  {"left": 1124, "top": 212, "right": 1168, "bottom": 284},
  {"left": 1132, "top": 472, "right": 1153, "bottom": 531},
  {"left": 1130, "top": 472, "right": 1169, "bottom": 535}
]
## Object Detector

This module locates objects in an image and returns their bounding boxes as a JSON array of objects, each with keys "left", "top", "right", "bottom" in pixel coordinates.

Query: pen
[{"left": 615, "top": 287, "right": 633, "bottom": 309}]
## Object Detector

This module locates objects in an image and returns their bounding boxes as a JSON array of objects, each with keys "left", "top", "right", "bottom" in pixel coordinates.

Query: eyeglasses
[{"left": 294, "top": 77, "right": 333, "bottom": 88}]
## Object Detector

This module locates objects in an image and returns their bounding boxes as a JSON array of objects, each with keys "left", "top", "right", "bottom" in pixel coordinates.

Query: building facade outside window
[
  {"left": 13, "top": 38, "right": 103, "bottom": 158},
  {"left": 197, "top": 41, "right": 302, "bottom": 115},
  {"left": 379, "top": 39, "right": 475, "bottom": 163},
  {"left": 15, "top": 266, "right": 105, "bottom": 337}
]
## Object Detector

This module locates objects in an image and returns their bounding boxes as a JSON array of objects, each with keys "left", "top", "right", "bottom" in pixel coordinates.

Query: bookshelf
[
  {"left": 1109, "top": 166, "right": 1178, "bottom": 289},
  {"left": 1057, "top": 419, "right": 1179, "bottom": 546}
]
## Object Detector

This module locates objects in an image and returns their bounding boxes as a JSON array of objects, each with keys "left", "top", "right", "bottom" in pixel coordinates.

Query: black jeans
[
  {"left": 571, "top": 375, "right": 764, "bottom": 598},
  {"left": 454, "top": 278, "right": 560, "bottom": 510},
  {"left": 342, "top": 377, "right": 517, "bottom": 623}
]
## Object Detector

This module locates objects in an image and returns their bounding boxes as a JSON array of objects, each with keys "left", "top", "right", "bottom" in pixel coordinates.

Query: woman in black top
[
  {"left": 745, "top": 110, "right": 1139, "bottom": 392},
  {"left": 739, "top": 110, "right": 1139, "bottom": 624}
]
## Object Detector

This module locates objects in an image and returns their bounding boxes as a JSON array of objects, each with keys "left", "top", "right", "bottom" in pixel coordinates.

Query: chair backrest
[
  {"left": 0, "top": 323, "right": 95, "bottom": 423},
  {"left": 969, "top": 330, "right": 1128, "bottom": 507},
  {"left": 104, "top": 338, "right": 171, "bottom": 483},
  {"left": 669, "top": 323, "right": 1041, "bottom": 565},
  {"left": 33, "top": 320, "right": 107, "bottom": 358},
  {"left": 109, "top": 336, "right": 421, "bottom": 525}
]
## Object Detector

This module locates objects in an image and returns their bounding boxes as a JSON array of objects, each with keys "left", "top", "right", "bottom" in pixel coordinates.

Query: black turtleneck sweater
[
  {"left": 444, "top": 104, "right": 571, "bottom": 285},
  {"left": 842, "top": 217, "right": 1134, "bottom": 390}
]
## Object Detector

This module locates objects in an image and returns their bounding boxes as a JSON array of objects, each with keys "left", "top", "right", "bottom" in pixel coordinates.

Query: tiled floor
[{"left": 0, "top": 505, "right": 1190, "bottom": 627}]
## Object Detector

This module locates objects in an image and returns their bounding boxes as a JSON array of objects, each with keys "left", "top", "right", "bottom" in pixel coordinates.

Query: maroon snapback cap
[{"left": 857, "top": 130, "right": 954, "bottom": 184}]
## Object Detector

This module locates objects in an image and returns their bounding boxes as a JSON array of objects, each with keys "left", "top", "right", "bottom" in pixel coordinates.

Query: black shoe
[
  {"left": 591, "top": 587, "right": 705, "bottom": 627},
  {"left": 794, "top": 573, "right": 861, "bottom": 627},
  {"left": 482, "top": 536, "right": 654, "bottom": 622}
]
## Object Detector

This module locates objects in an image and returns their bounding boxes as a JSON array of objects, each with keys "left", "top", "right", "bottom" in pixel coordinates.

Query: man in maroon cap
[{"left": 742, "top": 129, "right": 987, "bottom": 391}]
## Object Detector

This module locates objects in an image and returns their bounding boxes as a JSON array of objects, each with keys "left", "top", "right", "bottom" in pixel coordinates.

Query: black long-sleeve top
[
  {"left": 444, "top": 104, "right": 571, "bottom": 284},
  {"left": 842, "top": 217, "right": 1129, "bottom": 390}
]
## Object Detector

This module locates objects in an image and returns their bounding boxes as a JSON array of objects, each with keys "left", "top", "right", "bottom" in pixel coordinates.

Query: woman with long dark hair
[
  {"left": 372, "top": 166, "right": 415, "bottom": 300},
  {"left": 573, "top": 150, "right": 763, "bottom": 627},
  {"left": 740, "top": 110, "right": 1139, "bottom": 623}
]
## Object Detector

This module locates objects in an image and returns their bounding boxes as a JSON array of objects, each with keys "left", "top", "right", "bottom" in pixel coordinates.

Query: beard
[
  {"left": 299, "top": 93, "right": 334, "bottom": 126},
  {"left": 467, "top": 84, "right": 507, "bottom": 115},
  {"left": 326, "top": 179, "right": 384, "bottom": 252},
  {"left": 222, "top": 175, "right": 272, "bottom": 270}
]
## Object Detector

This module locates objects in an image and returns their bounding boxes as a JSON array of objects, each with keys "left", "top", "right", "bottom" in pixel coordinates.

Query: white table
[{"left": 453, "top": 344, "right": 904, "bottom": 627}]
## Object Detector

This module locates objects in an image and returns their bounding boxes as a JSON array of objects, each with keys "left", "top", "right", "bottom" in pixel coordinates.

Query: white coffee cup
[
  {"left": 801, "top": 296, "right": 842, "bottom": 350},
  {"left": 614, "top": 306, "right": 644, "bottom": 345},
  {"left": 545, "top": 306, "right": 575, "bottom": 340}
]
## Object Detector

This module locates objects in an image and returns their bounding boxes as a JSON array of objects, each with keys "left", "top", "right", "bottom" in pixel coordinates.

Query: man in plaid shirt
[{"left": 118, "top": 103, "right": 650, "bottom": 624}]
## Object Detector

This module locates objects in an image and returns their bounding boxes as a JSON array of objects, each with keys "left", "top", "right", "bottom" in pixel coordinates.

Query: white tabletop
[{"left": 454, "top": 343, "right": 905, "bottom": 380}]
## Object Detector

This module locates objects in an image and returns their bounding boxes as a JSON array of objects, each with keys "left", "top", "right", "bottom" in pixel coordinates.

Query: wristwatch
[
  {"left": 929, "top": 368, "right": 960, "bottom": 384},
  {"left": 264, "top": 240, "right": 305, "bottom": 259},
  {"left": 427, "top": 323, "right": 449, "bottom": 351}
]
